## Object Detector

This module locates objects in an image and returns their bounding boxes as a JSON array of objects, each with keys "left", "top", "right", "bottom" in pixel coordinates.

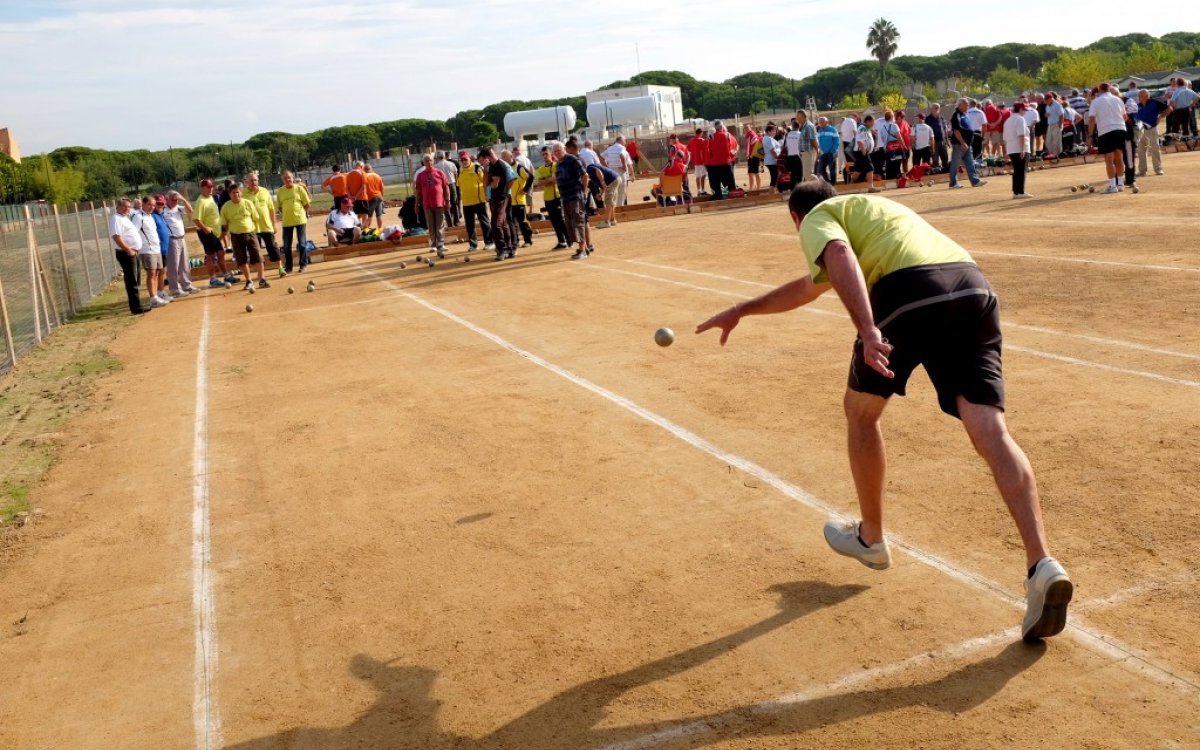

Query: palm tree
[{"left": 866, "top": 18, "right": 900, "bottom": 84}]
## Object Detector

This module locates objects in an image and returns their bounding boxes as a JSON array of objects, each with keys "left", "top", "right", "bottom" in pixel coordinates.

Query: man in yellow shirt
[
  {"left": 244, "top": 171, "right": 282, "bottom": 276},
  {"left": 193, "top": 178, "right": 234, "bottom": 288},
  {"left": 456, "top": 150, "right": 492, "bottom": 251},
  {"left": 275, "top": 170, "right": 312, "bottom": 273},
  {"left": 535, "top": 146, "right": 569, "bottom": 249},
  {"left": 504, "top": 150, "right": 534, "bottom": 248},
  {"left": 696, "top": 180, "right": 1072, "bottom": 644},
  {"left": 219, "top": 182, "right": 269, "bottom": 291}
]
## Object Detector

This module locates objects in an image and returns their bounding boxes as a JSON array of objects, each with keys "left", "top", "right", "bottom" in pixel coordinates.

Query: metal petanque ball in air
[
  {"left": 654, "top": 327, "right": 675, "bottom": 347},
  {"left": 245, "top": 304, "right": 253, "bottom": 313},
  {"left": 288, "top": 286, "right": 294, "bottom": 294}
]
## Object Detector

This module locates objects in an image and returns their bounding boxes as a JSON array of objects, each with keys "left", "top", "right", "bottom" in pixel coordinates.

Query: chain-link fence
[{"left": 0, "top": 201, "right": 119, "bottom": 375}]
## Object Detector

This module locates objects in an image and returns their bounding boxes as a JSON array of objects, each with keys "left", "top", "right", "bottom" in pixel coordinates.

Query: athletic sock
[{"left": 1110, "top": 178, "right": 1118, "bottom": 188}]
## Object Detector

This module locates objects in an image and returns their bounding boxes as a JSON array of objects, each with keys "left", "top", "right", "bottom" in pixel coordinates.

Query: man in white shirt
[
  {"left": 109, "top": 198, "right": 150, "bottom": 315},
  {"left": 761, "top": 123, "right": 782, "bottom": 188},
  {"left": 838, "top": 114, "right": 858, "bottom": 183},
  {"left": 162, "top": 191, "right": 198, "bottom": 297},
  {"left": 853, "top": 115, "right": 880, "bottom": 193},
  {"left": 579, "top": 140, "right": 601, "bottom": 168},
  {"left": 1088, "top": 82, "right": 1130, "bottom": 193},
  {"left": 133, "top": 197, "right": 169, "bottom": 308},
  {"left": 965, "top": 99, "right": 986, "bottom": 158},
  {"left": 911, "top": 114, "right": 934, "bottom": 166},
  {"left": 600, "top": 136, "right": 630, "bottom": 207},
  {"left": 326, "top": 196, "right": 363, "bottom": 246},
  {"left": 1003, "top": 101, "right": 1033, "bottom": 199}
]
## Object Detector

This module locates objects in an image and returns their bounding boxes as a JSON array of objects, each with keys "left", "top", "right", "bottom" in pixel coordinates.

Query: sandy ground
[{"left": 1, "top": 153, "right": 1198, "bottom": 749}]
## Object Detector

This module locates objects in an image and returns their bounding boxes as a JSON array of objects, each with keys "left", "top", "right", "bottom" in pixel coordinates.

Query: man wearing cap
[
  {"left": 415, "top": 153, "right": 451, "bottom": 257},
  {"left": 162, "top": 191, "right": 198, "bottom": 296},
  {"left": 193, "top": 179, "right": 232, "bottom": 288},
  {"left": 244, "top": 171, "right": 282, "bottom": 275},
  {"left": 434, "top": 152, "right": 460, "bottom": 226},
  {"left": 110, "top": 198, "right": 150, "bottom": 314},
  {"left": 457, "top": 150, "right": 492, "bottom": 251}
]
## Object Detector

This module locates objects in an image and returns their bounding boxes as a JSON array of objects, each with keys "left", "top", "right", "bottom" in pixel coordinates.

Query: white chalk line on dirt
[
  {"left": 583, "top": 262, "right": 1200, "bottom": 388},
  {"left": 1075, "top": 571, "right": 1199, "bottom": 614},
  {"left": 349, "top": 259, "right": 1199, "bottom": 698},
  {"left": 748, "top": 231, "right": 1200, "bottom": 273},
  {"left": 609, "top": 258, "right": 1200, "bottom": 363},
  {"left": 211, "top": 294, "right": 396, "bottom": 323},
  {"left": 594, "top": 627, "right": 1018, "bottom": 750},
  {"left": 192, "top": 300, "right": 221, "bottom": 750}
]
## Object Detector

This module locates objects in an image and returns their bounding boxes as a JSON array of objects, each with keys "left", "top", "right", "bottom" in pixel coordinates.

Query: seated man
[
  {"left": 653, "top": 152, "right": 692, "bottom": 206},
  {"left": 326, "top": 196, "right": 362, "bottom": 246}
]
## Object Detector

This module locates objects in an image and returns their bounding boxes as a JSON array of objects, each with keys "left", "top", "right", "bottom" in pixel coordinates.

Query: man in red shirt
[
  {"left": 983, "top": 100, "right": 1003, "bottom": 157},
  {"left": 414, "top": 153, "right": 451, "bottom": 257},
  {"left": 627, "top": 140, "right": 641, "bottom": 174},
  {"left": 686, "top": 129, "right": 709, "bottom": 195},
  {"left": 706, "top": 121, "right": 736, "bottom": 199}
]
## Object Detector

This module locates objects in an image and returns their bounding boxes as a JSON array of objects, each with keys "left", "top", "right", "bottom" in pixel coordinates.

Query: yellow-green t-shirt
[
  {"left": 275, "top": 185, "right": 311, "bottom": 227},
  {"left": 509, "top": 163, "right": 531, "bottom": 206},
  {"left": 457, "top": 163, "right": 487, "bottom": 206},
  {"left": 799, "top": 195, "right": 973, "bottom": 290},
  {"left": 194, "top": 195, "right": 222, "bottom": 233},
  {"left": 244, "top": 186, "right": 276, "bottom": 233},
  {"left": 535, "top": 163, "right": 559, "bottom": 202},
  {"left": 220, "top": 199, "right": 260, "bottom": 235}
]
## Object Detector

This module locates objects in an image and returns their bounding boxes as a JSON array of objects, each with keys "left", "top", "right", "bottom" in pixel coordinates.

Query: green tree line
[{"left": 4, "top": 31, "right": 1197, "bottom": 206}]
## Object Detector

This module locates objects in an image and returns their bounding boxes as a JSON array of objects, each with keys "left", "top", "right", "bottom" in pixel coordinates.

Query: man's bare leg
[
  {"left": 957, "top": 397, "right": 1050, "bottom": 568},
  {"left": 843, "top": 389, "right": 889, "bottom": 544}
]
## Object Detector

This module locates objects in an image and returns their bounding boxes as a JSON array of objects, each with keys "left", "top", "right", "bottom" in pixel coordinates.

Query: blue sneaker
[{"left": 209, "top": 278, "right": 226, "bottom": 288}]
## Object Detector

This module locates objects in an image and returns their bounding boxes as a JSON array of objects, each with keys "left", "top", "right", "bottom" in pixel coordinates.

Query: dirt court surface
[{"left": 1, "top": 154, "right": 1199, "bottom": 750}]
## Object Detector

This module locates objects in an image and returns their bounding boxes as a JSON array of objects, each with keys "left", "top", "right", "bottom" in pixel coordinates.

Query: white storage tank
[
  {"left": 502, "top": 106, "right": 577, "bottom": 139},
  {"left": 586, "top": 95, "right": 673, "bottom": 130}
]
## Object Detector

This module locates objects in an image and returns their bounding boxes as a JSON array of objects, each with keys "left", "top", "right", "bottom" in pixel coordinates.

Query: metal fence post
[
  {"left": 73, "top": 202, "right": 96, "bottom": 298},
  {"left": 24, "top": 205, "right": 44, "bottom": 343},
  {"left": 89, "top": 201, "right": 108, "bottom": 282},
  {"left": 0, "top": 239, "right": 16, "bottom": 367},
  {"left": 52, "top": 205, "right": 77, "bottom": 316}
]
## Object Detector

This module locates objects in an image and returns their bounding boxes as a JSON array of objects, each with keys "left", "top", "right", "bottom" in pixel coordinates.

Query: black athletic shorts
[
  {"left": 352, "top": 199, "right": 370, "bottom": 215},
  {"left": 198, "top": 230, "right": 223, "bottom": 255},
  {"left": 1097, "top": 129, "right": 1125, "bottom": 154},
  {"left": 747, "top": 157, "right": 762, "bottom": 174},
  {"left": 848, "top": 262, "right": 1004, "bottom": 419}
]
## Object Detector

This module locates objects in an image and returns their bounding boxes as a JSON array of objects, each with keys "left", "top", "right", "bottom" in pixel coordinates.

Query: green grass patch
[
  {"left": 59, "top": 351, "right": 122, "bottom": 379},
  {"left": 0, "top": 485, "right": 30, "bottom": 525}
]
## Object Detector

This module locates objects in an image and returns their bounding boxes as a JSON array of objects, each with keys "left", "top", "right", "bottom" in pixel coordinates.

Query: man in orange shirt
[
  {"left": 321, "top": 166, "right": 348, "bottom": 204},
  {"left": 363, "top": 164, "right": 385, "bottom": 230},
  {"left": 345, "top": 161, "right": 370, "bottom": 226}
]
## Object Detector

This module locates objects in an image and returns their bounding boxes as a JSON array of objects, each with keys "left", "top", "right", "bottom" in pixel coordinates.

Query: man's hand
[
  {"left": 695, "top": 305, "right": 742, "bottom": 346},
  {"left": 860, "top": 327, "right": 894, "bottom": 378}
]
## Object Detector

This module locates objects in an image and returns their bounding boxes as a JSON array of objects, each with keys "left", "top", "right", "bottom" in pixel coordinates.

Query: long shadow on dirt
[{"left": 222, "top": 580, "right": 1042, "bottom": 749}]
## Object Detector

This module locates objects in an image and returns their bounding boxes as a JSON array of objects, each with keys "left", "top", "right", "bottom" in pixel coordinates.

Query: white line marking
[
  {"left": 212, "top": 294, "right": 396, "bottom": 323},
  {"left": 594, "top": 627, "right": 1016, "bottom": 750},
  {"left": 192, "top": 300, "right": 221, "bottom": 750},
  {"left": 607, "top": 258, "right": 1200, "bottom": 362},
  {"left": 1076, "top": 572, "right": 1199, "bottom": 613},
  {"left": 584, "top": 262, "right": 1200, "bottom": 388},
  {"left": 349, "top": 259, "right": 1199, "bottom": 694},
  {"left": 750, "top": 232, "right": 1200, "bottom": 273}
]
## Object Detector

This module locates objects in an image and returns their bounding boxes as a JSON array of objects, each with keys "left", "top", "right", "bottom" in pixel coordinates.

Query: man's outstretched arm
[{"left": 695, "top": 275, "right": 831, "bottom": 346}]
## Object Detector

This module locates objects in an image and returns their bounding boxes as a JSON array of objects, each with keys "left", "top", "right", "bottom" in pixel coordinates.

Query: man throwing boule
[{"left": 695, "top": 179, "right": 1072, "bottom": 643}]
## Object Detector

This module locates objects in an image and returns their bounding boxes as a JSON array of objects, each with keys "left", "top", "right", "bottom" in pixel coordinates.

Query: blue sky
[{"left": 0, "top": 0, "right": 1186, "bottom": 154}]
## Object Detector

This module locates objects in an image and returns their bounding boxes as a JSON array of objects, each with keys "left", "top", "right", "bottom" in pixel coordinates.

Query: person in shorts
[
  {"left": 364, "top": 164, "right": 386, "bottom": 229},
  {"left": 1088, "top": 82, "right": 1130, "bottom": 193},
  {"left": 193, "top": 179, "right": 233, "bottom": 287},
  {"left": 219, "top": 182, "right": 269, "bottom": 291},
  {"left": 555, "top": 138, "right": 591, "bottom": 260},
  {"left": 326, "top": 197, "right": 363, "bottom": 246},
  {"left": 695, "top": 179, "right": 1072, "bottom": 644}
]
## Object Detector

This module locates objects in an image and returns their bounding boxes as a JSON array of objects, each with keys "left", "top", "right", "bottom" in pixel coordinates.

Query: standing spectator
[
  {"left": 1020, "top": 96, "right": 1041, "bottom": 155},
  {"left": 275, "top": 170, "right": 312, "bottom": 273},
  {"left": 706, "top": 120, "right": 737, "bottom": 199},
  {"left": 743, "top": 124, "right": 763, "bottom": 191},
  {"left": 965, "top": 99, "right": 986, "bottom": 159},
  {"left": 556, "top": 138, "right": 591, "bottom": 260},
  {"left": 457, "top": 151, "right": 492, "bottom": 252},
  {"left": 434, "top": 152, "right": 460, "bottom": 226},
  {"left": 1088, "top": 82, "right": 1129, "bottom": 193},
  {"left": 851, "top": 114, "right": 880, "bottom": 192},
  {"left": 505, "top": 150, "right": 535, "bottom": 248},
  {"left": 600, "top": 136, "right": 631, "bottom": 207},
  {"left": 149, "top": 195, "right": 171, "bottom": 282},
  {"left": 134, "top": 197, "right": 169, "bottom": 307},
  {"left": 243, "top": 171, "right": 281, "bottom": 274},
  {"left": 588, "top": 161, "right": 622, "bottom": 227},
  {"left": 1169, "top": 79, "right": 1198, "bottom": 136},
  {"left": 109, "top": 198, "right": 150, "bottom": 314},
  {"left": 326, "top": 196, "right": 362, "bottom": 246},
  {"left": 838, "top": 113, "right": 859, "bottom": 183},
  {"left": 415, "top": 153, "right": 450, "bottom": 257},
  {"left": 874, "top": 110, "right": 903, "bottom": 181},
  {"left": 345, "top": 161, "right": 370, "bottom": 227},
  {"left": 947, "top": 98, "right": 986, "bottom": 189},
  {"left": 1044, "top": 93, "right": 1065, "bottom": 157},
  {"left": 535, "top": 145, "right": 569, "bottom": 250},
  {"left": 1122, "top": 95, "right": 1139, "bottom": 190},
  {"left": 1134, "top": 89, "right": 1167, "bottom": 176},
  {"left": 162, "top": 191, "right": 197, "bottom": 296},
  {"left": 626, "top": 139, "right": 641, "bottom": 175},
  {"left": 1068, "top": 89, "right": 1088, "bottom": 123},
  {"left": 214, "top": 180, "right": 234, "bottom": 209},
  {"left": 786, "top": 111, "right": 819, "bottom": 182},
  {"left": 815, "top": 116, "right": 840, "bottom": 184},
  {"left": 193, "top": 179, "right": 232, "bottom": 288},
  {"left": 687, "top": 129, "right": 709, "bottom": 195},
  {"left": 761, "top": 123, "right": 782, "bottom": 188},
  {"left": 512, "top": 145, "right": 536, "bottom": 209},
  {"left": 927, "top": 103, "right": 948, "bottom": 172},
  {"left": 219, "top": 182, "right": 268, "bottom": 291},
  {"left": 1004, "top": 101, "right": 1032, "bottom": 199},
  {"left": 911, "top": 113, "right": 934, "bottom": 167},
  {"left": 894, "top": 110, "right": 913, "bottom": 172},
  {"left": 480, "top": 147, "right": 516, "bottom": 260},
  {"left": 321, "top": 165, "right": 347, "bottom": 204},
  {"left": 579, "top": 139, "right": 601, "bottom": 168},
  {"left": 363, "top": 164, "right": 385, "bottom": 230}
]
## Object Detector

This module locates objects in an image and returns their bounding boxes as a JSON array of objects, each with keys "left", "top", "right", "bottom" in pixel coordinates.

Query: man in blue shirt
[
  {"left": 947, "top": 99, "right": 986, "bottom": 189},
  {"left": 1168, "top": 80, "right": 1198, "bottom": 137},
  {"left": 1135, "top": 90, "right": 1168, "bottom": 176},
  {"left": 555, "top": 139, "right": 591, "bottom": 260},
  {"left": 815, "top": 116, "right": 841, "bottom": 184}
]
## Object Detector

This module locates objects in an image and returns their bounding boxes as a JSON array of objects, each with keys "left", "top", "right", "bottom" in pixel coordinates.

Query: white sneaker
[
  {"left": 149, "top": 296, "right": 167, "bottom": 309},
  {"left": 157, "top": 292, "right": 172, "bottom": 304},
  {"left": 822, "top": 519, "right": 891, "bottom": 570},
  {"left": 1014, "top": 193, "right": 1033, "bottom": 199},
  {"left": 1022, "top": 557, "right": 1072, "bottom": 642},
  {"left": 1103, "top": 185, "right": 1120, "bottom": 194}
]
